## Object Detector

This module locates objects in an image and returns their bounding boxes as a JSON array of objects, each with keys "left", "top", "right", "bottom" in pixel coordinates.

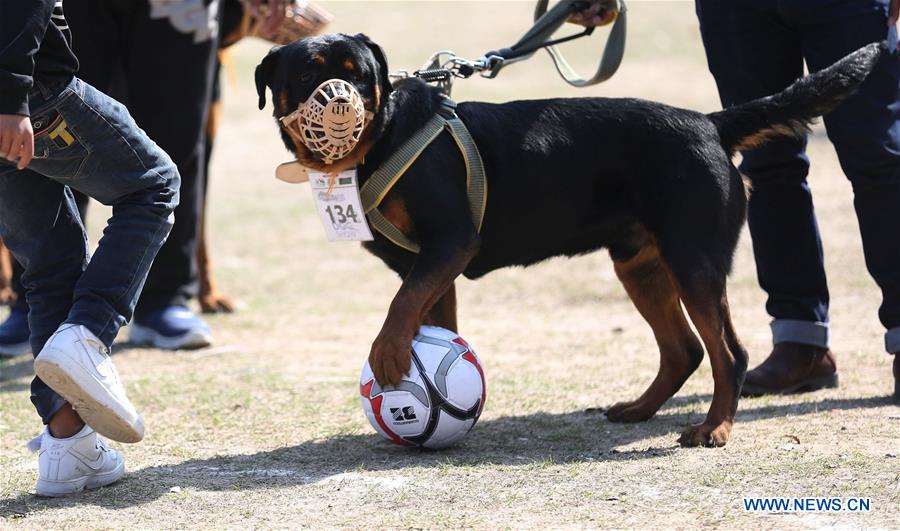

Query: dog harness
[{"left": 360, "top": 98, "right": 487, "bottom": 253}]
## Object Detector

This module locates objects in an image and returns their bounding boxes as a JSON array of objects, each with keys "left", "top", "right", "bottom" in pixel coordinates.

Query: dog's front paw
[
  {"left": 369, "top": 333, "right": 413, "bottom": 386},
  {"left": 0, "top": 286, "right": 15, "bottom": 306},
  {"left": 605, "top": 399, "right": 658, "bottom": 423},
  {"left": 678, "top": 418, "right": 733, "bottom": 447},
  {"left": 199, "top": 291, "right": 235, "bottom": 314}
]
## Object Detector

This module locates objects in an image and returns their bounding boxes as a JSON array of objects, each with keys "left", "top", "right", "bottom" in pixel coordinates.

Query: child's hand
[{"left": 0, "top": 115, "right": 34, "bottom": 170}]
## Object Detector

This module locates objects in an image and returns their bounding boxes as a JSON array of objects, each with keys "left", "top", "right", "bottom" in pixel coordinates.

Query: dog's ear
[
  {"left": 354, "top": 33, "right": 392, "bottom": 96},
  {"left": 255, "top": 45, "right": 283, "bottom": 110}
]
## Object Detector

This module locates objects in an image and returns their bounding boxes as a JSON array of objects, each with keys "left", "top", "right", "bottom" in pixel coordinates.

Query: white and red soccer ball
[{"left": 359, "top": 326, "right": 486, "bottom": 449}]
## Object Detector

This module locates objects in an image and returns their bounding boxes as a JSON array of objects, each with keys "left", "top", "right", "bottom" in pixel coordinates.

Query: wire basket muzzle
[{"left": 289, "top": 79, "right": 368, "bottom": 164}]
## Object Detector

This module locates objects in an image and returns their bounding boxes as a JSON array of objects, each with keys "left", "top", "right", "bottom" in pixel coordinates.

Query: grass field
[{"left": 2, "top": 1, "right": 899, "bottom": 528}]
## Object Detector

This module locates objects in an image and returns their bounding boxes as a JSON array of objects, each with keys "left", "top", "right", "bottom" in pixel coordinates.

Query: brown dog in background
[{"left": 0, "top": 240, "right": 13, "bottom": 306}]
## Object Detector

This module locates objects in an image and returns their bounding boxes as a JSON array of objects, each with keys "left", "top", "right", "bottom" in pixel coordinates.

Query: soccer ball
[{"left": 359, "top": 326, "right": 486, "bottom": 449}]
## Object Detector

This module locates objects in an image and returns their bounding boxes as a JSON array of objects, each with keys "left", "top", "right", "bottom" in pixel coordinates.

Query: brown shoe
[{"left": 741, "top": 342, "right": 839, "bottom": 397}]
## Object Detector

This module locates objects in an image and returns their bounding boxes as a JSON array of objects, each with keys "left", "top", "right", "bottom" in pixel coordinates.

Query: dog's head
[{"left": 255, "top": 33, "right": 392, "bottom": 172}]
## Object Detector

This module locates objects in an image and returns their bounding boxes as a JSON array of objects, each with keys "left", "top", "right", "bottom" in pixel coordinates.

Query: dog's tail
[{"left": 709, "top": 42, "right": 886, "bottom": 156}]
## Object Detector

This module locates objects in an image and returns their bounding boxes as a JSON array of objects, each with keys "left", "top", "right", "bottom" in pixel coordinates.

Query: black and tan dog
[{"left": 255, "top": 33, "right": 885, "bottom": 446}]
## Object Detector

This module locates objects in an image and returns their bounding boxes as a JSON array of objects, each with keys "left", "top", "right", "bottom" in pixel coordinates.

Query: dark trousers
[
  {"left": 696, "top": 0, "right": 900, "bottom": 353},
  {"left": 65, "top": 0, "right": 222, "bottom": 318}
]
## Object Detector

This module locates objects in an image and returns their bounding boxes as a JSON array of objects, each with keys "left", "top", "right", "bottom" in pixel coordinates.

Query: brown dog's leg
[
  {"left": 422, "top": 282, "right": 458, "bottom": 332},
  {"left": 196, "top": 197, "right": 234, "bottom": 313},
  {"left": 676, "top": 284, "right": 747, "bottom": 447},
  {"left": 197, "top": 83, "right": 234, "bottom": 314},
  {"left": 607, "top": 244, "right": 704, "bottom": 422},
  {"left": 0, "top": 238, "right": 16, "bottom": 306}
]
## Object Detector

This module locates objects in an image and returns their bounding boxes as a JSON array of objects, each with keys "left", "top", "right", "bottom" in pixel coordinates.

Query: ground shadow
[
  {"left": 0, "top": 357, "right": 33, "bottom": 386},
  {"left": 1, "top": 393, "right": 894, "bottom": 519},
  {"left": 0, "top": 339, "right": 193, "bottom": 391}
]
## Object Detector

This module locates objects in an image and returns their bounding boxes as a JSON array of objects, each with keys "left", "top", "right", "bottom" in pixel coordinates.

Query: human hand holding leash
[
  {"left": 569, "top": 1, "right": 617, "bottom": 27},
  {"left": 0, "top": 115, "right": 33, "bottom": 170},
  {"left": 248, "top": 0, "right": 289, "bottom": 37}
]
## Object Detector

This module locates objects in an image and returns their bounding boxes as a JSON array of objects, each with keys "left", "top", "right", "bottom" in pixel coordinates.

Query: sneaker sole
[
  {"left": 0, "top": 340, "right": 31, "bottom": 358},
  {"left": 741, "top": 373, "right": 839, "bottom": 397},
  {"left": 36, "top": 458, "right": 125, "bottom": 497},
  {"left": 34, "top": 354, "right": 144, "bottom": 444},
  {"left": 129, "top": 323, "right": 212, "bottom": 350}
]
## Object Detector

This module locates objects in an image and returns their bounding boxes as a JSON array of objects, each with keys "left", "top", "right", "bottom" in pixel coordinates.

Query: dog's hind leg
[
  {"left": 662, "top": 254, "right": 748, "bottom": 447},
  {"left": 607, "top": 240, "right": 705, "bottom": 423}
]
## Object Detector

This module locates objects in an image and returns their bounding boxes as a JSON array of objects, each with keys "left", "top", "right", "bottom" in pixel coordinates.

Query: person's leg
[
  {"left": 0, "top": 163, "right": 128, "bottom": 497},
  {"left": 15, "top": 76, "right": 179, "bottom": 447},
  {"left": 0, "top": 193, "right": 89, "bottom": 357},
  {"left": 0, "top": 260, "right": 30, "bottom": 357},
  {"left": 800, "top": 0, "right": 900, "bottom": 395},
  {"left": 33, "top": 78, "right": 181, "bottom": 346},
  {"left": 121, "top": 0, "right": 221, "bottom": 348},
  {"left": 0, "top": 167, "right": 87, "bottom": 427},
  {"left": 696, "top": 0, "right": 837, "bottom": 394}
]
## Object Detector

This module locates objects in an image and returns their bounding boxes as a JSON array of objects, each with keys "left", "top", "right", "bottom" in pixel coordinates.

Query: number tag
[{"left": 308, "top": 169, "right": 374, "bottom": 242}]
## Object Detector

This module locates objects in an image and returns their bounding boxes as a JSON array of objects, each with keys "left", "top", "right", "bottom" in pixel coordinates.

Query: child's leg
[
  {"left": 0, "top": 169, "right": 86, "bottom": 428},
  {"left": 26, "top": 78, "right": 180, "bottom": 345},
  {"left": 4, "top": 77, "right": 178, "bottom": 444}
]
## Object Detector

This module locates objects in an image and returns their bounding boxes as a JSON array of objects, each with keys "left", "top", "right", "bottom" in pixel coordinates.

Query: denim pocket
[{"left": 29, "top": 107, "right": 91, "bottom": 179}]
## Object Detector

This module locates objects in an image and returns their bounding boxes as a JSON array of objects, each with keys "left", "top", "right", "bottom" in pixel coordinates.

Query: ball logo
[{"left": 390, "top": 406, "right": 418, "bottom": 424}]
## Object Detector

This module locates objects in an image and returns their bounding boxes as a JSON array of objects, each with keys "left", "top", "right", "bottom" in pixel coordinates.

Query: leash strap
[
  {"left": 534, "top": 0, "right": 627, "bottom": 87},
  {"left": 360, "top": 99, "right": 487, "bottom": 253}
]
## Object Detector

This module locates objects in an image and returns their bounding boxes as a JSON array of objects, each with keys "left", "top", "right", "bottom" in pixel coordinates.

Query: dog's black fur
[{"left": 256, "top": 33, "right": 885, "bottom": 447}]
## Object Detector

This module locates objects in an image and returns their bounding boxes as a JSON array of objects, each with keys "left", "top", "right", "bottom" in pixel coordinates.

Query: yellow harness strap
[{"left": 359, "top": 99, "right": 487, "bottom": 253}]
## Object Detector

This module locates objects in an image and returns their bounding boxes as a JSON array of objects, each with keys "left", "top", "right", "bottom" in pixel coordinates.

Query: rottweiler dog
[{"left": 255, "top": 33, "right": 885, "bottom": 446}]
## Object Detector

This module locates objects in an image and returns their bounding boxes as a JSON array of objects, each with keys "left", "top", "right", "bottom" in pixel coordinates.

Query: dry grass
[{"left": 2, "top": 2, "right": 899, "bottom": 529}]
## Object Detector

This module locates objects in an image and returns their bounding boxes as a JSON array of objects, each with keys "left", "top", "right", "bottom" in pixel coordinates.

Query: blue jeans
[
  {"left": 696, "top": 0, "right": 900, "bottom": 354},
  {"left": 0, "top": 77, "right": 180, "bottom": 423}
]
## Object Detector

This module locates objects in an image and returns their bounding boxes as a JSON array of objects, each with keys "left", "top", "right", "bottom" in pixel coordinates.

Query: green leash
[
  {"left": 530, "top": 0, "right": 627, "bottom": 87},
  {"left": 360, "top": 99, "right": 487, "bottom": 254}
]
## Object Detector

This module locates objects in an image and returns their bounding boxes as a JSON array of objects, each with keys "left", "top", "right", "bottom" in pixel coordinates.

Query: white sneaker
[
  {"left": 34, "top": 324, "right": 144, "bottom": 443},
  {"left": 29, "top": 424, "right": 125, "bottom": 497}
]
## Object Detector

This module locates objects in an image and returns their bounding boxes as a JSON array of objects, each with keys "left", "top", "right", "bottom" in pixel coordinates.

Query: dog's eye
[{"left": 300, "top": 72, "right": 316, "bottom": 84}]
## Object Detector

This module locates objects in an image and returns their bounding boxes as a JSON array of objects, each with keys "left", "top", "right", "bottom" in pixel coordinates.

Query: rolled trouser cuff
[
  {"left": 886, "top": 327, "right": 900, "bottom": 354},
  {"left": 771, "top": 319, "right": 830, "bottom": 349}
]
